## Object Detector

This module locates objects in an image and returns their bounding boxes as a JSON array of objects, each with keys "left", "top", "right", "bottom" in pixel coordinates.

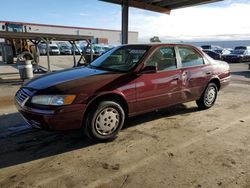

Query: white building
[{"left": 0, "top": 21, "right": 138, "bottom": 45}]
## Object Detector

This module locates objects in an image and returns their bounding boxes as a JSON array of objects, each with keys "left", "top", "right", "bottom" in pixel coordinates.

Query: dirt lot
[{"left": 0, "top": 61, "right": 250, "bottom": 188}]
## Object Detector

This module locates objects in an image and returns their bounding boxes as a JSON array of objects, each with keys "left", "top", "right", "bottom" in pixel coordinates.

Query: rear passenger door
[{"left": 177, "top": 46, "right": 212, "bottom": 102}]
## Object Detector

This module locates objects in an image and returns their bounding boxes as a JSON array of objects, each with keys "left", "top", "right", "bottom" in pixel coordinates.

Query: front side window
[
  {"left": 179, "top": 47, "right": 204, "bottom": 68},
  {"left": 145, "top": 47, "right": 177, "bottom": 71},
  {"left": 90, "top": 45, "right": 150, "bottom": 72}
]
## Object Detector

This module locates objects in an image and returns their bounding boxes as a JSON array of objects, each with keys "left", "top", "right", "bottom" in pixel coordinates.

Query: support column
[
  {"left": 90, "top": 41, "right": 93, "bottom": 62},
  {"left": 72, "top": 41, "right": 76, "bottom": 67},
  {"left": 45, "top": 38, "right": 51, "bottom": 72},
  {"left": 121, "top": 0, "right": 129, "bottom": 44}
]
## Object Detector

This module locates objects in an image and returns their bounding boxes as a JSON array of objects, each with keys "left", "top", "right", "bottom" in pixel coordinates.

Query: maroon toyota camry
[{"left": 15, "top": 44, "right": 230, "bottom": 141}]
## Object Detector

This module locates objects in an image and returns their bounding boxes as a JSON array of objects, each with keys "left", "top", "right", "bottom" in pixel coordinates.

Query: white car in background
[{"left": 49, "top": 44, "right": 60, "bottom": 55}]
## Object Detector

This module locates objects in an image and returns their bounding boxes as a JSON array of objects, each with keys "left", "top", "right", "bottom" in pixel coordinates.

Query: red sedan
[{"left": 15, "top": 44, "right": 230, "bottom": 141}]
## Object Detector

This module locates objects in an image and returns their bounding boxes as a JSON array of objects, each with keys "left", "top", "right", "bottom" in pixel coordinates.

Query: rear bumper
[
  {"left": 220, "top": 76, "right": 231, "bottom": 90},
  {"left": 15, "top": 101, "right": 86, "bottom": 131}
]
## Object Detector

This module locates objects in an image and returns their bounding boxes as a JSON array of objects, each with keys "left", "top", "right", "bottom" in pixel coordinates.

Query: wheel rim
[
  {"left": 94, "top": 107, "right": 120, "bottom": 136},
  {"left": 205, "top": 86, "right": 216, "bottom": 106}
]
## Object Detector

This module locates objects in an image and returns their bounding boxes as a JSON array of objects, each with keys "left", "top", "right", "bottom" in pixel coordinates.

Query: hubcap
[
  {"left": 205, "top": 87, "right": 216, "bottom": 106},
  {"left": 95, "top": 107, "right": 120, "bottom": 136}
]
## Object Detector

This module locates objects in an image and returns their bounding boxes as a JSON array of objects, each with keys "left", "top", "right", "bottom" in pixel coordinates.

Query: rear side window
[{"left": 179, "top": 47, "right": 204, "bottom": 68}]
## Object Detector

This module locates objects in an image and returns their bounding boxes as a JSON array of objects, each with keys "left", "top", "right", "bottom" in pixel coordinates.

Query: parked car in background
[
  {"left": 71, "top": 44, "right": 82, "bottom": 55},
  {"left": 93, "top": 45, "right": 106, "bottom": 55},
  {"left": 85, "top": 45, "right": 95, "bottom": 54},
  {"left": 203, "top": 50, "right": 222, "bottom": 60},
  {"left": 38, "top": 44, "right": 47, "bottom": 55},
  {"left": 15, "top": 44, "right": 230, "bottom": 141},
  {"left": 201, "top": 45, "right": 231, "bottom": 55},
  {"left": 223, "top": 50, "right": 250, "bottom": 63},
  {"left": 92, "top": 44, "right": 113, "bottom": 55},
  {"left": 59, "top": 45, "right": 72, "bottom": 55},
  {"left": 234, "top": 46, "right": 250, "bottom": 51},
  {"left": 214, "top": 49, "right": 231, "bottom": 55},
  {"left": 49, "top": 44, "right": 60, "bottom": 55},
  {"left": 201, "top": 45, "right": 223, "bottom": 51}
]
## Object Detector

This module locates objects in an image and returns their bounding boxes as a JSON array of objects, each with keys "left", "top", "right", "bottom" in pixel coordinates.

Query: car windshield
[
  {"left": 231, "top": 50, "right": 245, "bottom": 55},
  {"left": 61, "top": 46, "right": 69, "bottom": 49},
  {"left": 50, "top": 46, "right": 58, "bottom": 50},
  {"left": 89, "top": 45, "right": 150, "bottom": 72}
]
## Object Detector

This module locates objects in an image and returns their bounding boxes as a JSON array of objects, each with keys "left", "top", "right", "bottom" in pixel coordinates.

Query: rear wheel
[
  {"left": 84, "top": 101, "right": 125, "bottom": 141},
  {"left": 196, "top": 83, "right": 218, "bottom": 110}
]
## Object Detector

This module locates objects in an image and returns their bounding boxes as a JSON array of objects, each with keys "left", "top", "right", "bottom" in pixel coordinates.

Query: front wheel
[
  {"left": 196, "top": 83, "right": 218, "bottom": 110},
  {"left": 84, "top": 101, "right": 125, "bottom": 141}
]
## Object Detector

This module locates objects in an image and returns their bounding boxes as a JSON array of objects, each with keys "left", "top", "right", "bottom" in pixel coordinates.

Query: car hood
[{"left": 24, "top": 66, "right": 110, "bottom": 90}]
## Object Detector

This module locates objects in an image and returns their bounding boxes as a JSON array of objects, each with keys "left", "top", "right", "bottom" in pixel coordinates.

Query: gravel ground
[{"left": 0, "top": 60, "right": 249, "bottom": 188}]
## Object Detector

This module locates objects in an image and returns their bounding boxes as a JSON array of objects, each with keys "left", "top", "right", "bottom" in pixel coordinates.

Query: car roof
[{"left": 123, "top": 43, "right": 198, "bottom": 48}]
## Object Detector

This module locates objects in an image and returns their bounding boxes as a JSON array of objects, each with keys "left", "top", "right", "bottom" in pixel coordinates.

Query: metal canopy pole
[
  {"left": 121, "top": 0, "right": 129, "bottom": 44},
  {"left": 90, "top": 41, "right": 93, "bottom": 62},
  {"left": 72, "top": 41, "right": 77, "bottom": 67},
  {"left": 45, "top": 38, "right": 51, "bottom": 72},
  {"left": 69, "top": 41, "right": 77, "bottom": 67}
]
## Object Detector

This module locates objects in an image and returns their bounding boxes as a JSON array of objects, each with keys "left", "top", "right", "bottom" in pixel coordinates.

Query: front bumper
[
  {"left": 15, "top": 100, "right": 87, "bottom": 131},
  {"left": 50, "top": 51, "right": 60, "bottom": 55}
]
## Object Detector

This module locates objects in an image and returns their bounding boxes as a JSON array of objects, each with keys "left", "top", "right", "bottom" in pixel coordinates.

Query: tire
[
  {"left": 84, "top": 101, "right": 125, "bottom": 141},
  {"left": 196, "top": 83, "right": 218, "bottom": 110}
]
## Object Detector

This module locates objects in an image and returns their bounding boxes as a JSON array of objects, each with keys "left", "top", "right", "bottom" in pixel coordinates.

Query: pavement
[
  {"left": 0, "top": 59, "right": 250, "bottom": 188},
  {"left": 0, "top": 55, "right": 78, "bottom": 81}
]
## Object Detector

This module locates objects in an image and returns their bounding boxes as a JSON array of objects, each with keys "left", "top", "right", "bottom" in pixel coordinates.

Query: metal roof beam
[
  {"left": 129, "top": 0, "right": 171, "bottom": 13},
  {"left": 100, "top": 0, "right": 171, "bottom": 14},
  {"left": 0, "top": 31, "right": 93, "bottom": 41},
  {"left": 100, "top": 0, "right": 222, "bottom": 13},
  {"left": 156, "top": 0, "right": 222, "bottom": 9}
]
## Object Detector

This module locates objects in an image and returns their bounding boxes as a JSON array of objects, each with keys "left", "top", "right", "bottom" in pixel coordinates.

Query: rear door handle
[
  {"left": 182, "top": 71, "right": 188, "bottom": 76},
  {"left": 206, "top": 71, "right": 212, "bottom": 75}
]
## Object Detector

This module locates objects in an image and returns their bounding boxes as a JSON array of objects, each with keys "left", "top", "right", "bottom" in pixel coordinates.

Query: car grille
[{"left": 16, "top": 89, "right": 30, "bottom": 106}]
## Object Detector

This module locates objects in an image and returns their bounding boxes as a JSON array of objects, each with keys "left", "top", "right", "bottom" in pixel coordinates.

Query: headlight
[{"left": 31, "top": 95, "right": 76, "bottom": 106}]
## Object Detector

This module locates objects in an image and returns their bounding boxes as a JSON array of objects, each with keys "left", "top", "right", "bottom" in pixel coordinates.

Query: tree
[{"left": 150, "top": 36, "right": 161, "bottom": 43}]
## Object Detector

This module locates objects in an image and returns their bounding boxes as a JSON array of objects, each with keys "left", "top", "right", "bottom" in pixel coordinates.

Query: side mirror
[{"left": 140, "top": 66, "right": 157, "bottom": 74}]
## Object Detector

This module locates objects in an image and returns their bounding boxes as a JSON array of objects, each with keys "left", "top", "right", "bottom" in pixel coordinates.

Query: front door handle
[{"left": 173, "top": 77, "right": 179, "bottom": 81}]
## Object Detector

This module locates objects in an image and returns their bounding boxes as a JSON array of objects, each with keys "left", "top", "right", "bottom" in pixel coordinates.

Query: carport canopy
[
  {"left": 100, "top": 0, "right": 223, "bottom": 44},
  {"left": 0, "top": 31, "right": 94, "bottom": 71}
]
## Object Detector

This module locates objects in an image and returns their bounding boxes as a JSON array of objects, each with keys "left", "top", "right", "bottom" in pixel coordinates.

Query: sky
[{"left": 0, "top": 0, "right": 250, "bottom": 42}]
